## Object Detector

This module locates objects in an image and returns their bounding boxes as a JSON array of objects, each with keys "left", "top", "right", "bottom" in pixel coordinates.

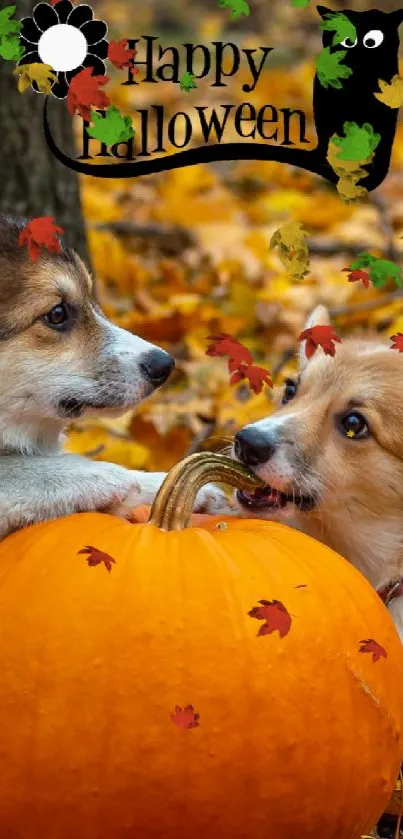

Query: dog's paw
[
  {"left": 193, "top": 484, "right": 235, "bottom": 515},
  {"left": 101, "top": 471, "right": 167, "bottom": 519},
  {"left": 102, "top": 484, "right": 144, "bottom": 519}
]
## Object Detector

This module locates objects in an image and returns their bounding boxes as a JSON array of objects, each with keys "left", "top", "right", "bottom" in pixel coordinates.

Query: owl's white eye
[
  {"left": 363, "top": 29, "right": 384, "bottom": 48},
  {"left": 340, "top": 35, "right": 358, "bottom": 48}
]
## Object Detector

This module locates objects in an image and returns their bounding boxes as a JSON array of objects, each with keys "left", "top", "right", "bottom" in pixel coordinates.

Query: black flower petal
[
  {"left": 52, "top": 0, "right": 74, "bottom": 24},
  {"left": 89, "top": 39, "right": 108, "bottom": 60},
  {"left": 68, "top": 4, "right": 93, "bottom": 28},
  {"left": 19, "top": 35, "right": 38, "bottom": 52},
  {"left": 83, "top": 54, "right": 106, "bottom": 75},
  {"left": 80, "top": 20, "right": 107, "bottom": 45},
  {"left": 65, "top": 64, "right": 84, "bottom": 85},
  {"left": 33, "top": 2, "right": 58, "bottom": 32},
  {"left": 18, "top": 50, "right": 40, "bottom": 66},
  {"left": 20, "top": 17, "right": 42, "bottom": 44},
  {"left": 51, "top": 72, "right": 69, "bottom": 99}
]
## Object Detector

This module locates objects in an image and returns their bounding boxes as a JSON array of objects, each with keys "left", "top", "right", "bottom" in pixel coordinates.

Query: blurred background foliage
[{"left": 64, "top": 0, "right": 403, "bottom": 472}]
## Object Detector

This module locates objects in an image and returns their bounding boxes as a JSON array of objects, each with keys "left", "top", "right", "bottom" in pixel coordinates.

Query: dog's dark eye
[
  {"left": 42, "top": 303, "right": 71, "bottom": 331},
  {"left": 282, "top": 378, "right": 297, "bottom": 404},
  {"left": 340, "top": 411, "right": 369, "bottom": 439}
]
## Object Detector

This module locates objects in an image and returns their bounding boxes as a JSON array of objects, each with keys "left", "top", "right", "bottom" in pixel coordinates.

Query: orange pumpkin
[{"left": 0, "top": 453, "right": 401, "bottom": 839}]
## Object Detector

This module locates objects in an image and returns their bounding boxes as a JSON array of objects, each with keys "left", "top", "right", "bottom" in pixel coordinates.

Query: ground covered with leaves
[{"left": 59, "top": 1, "right": 403, "bottom": 493}]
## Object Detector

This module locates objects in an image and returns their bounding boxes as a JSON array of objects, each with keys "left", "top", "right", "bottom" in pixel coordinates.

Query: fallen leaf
[
  {"left": 390, "top": 333, "right": 403, "bottom": 352},
  {"left": 248, "top": 599, "right": 292, "bottom": 638}
]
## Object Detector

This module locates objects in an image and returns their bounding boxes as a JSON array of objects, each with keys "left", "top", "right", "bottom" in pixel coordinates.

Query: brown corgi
[
  {"left": 0, "top": 214, "right": 227, "bottom": 538},
  {"left": 233, "top": 305, "right": 403, "bottom": 639}
]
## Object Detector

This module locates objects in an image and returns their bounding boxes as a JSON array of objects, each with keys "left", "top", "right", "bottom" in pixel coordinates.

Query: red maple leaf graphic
[
  {"left": 108, "top": 39, "right": 138, "bottom": 71},
  {"left": 248, "top": 599, "right": 292, "bottom": 638},
  {"left": 298, "top": 325, "right": 342, "bottom": 360},
  {"left": 67, "top": 67, "right": 110, "bottom": 122},
  {"left": 78, "top": 545, "right": 117, "bottom": 573},
  {"left": 390, "top": 333, "right": 403, "bottom": 353},
  {"left": 359, "top": 638, "right": 387, "bottom": 663},
  {"left": 18, "top": 217, "right": 64, "bottom": 261},
  {"left": 206, "top": 335, "right": 272, "bottom": 394},
  {"left": 170, "top": 705, "right": 200, "bottom": 729},
  {"left": 342, "top": 268, "right": 371, "bottom": 289},
  {"left": 230, "top": 364, "right": 273, "bottom": 395},
  {"left": 206, "top": 334, "right": 253, "bottom": 367}
]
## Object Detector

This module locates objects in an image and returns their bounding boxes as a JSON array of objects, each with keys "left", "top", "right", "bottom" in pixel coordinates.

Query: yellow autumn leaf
[
  {"left": 13, "top": 62, "right": 58, "bottom": 94},
  {"left": 64, "top": 425, "right": 149, "bottom": 470},
  {"left": 270, "top": 221, "right": 310, "bottom": 280},
  {"left": 374, "top": 74, "right": 403, "bottom": 109}
]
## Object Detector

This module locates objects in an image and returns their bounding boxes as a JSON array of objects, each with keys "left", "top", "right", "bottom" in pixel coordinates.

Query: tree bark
[{"left": 0, "top": 0, "right": 90, "bottom": 266}]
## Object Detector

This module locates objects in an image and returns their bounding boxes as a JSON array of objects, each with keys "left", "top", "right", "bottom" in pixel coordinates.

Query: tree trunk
[{"left": 0, "top": 0, "right": 90, "bottom": 266}]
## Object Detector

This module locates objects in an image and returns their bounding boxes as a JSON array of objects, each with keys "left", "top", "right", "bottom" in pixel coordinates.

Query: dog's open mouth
[{"left": 237, "top": 486, "right": 316, "bottom": 512}]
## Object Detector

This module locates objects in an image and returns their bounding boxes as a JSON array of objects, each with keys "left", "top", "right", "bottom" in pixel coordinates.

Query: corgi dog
[
  {"left": 0, "top": 214, "right": 226, "bottom": 539},
  {"left": 233, "top": 305, "right": 403, "bottom": 640}
]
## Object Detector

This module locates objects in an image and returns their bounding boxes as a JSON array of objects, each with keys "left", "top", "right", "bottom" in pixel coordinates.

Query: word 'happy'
[{"left": 79, "top": 37, "right": 310, "bottom": 161}]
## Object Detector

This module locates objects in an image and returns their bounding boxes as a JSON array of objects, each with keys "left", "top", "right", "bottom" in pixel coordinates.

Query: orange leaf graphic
[
  {"left": 170, "top": 704, "right": 200, "bottom": 729},
  {"left": 248, "top": 599, "right": 292, "bottom": 638},
  {"left": 78, "top": 545, "right": 117, "bottom": 573},
  {"left": 359, "top": 638, "right": 387, "bottom": 663}
]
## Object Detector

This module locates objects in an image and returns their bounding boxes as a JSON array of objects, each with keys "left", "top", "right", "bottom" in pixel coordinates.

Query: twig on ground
[
  {"left": 329, "top": 290, "right": 403, "bottom": 319},
  {"left": 92, "top": 221, "right": 197, "bottom": 255}
]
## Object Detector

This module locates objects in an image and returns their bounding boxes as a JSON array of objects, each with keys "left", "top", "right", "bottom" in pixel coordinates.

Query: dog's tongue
[{"left": 240, "top": 487, "right": 287, "bottom": 509}]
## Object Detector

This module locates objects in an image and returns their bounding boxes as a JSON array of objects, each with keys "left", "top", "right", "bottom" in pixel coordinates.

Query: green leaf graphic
[
  {"left": 0, "top": 5, "right": 21, "bottom": 39},
  {"left": 332, "top": 122, "right": 381, "bottom": 162},
  {"left": 320, "top": 12, "right": 357, "bottom": 46},
  {"left": 349, "top": 253, "right": 403, "bottom": 288},
  {"left": 86, "top": 106, "right": 135, "bottom": 145},
  {"left": 292, "top": 0, "right": 311, "bottom": 6},
  {"left": 218, "top": 0, "right": 250, "bottom": 20},
  {"left": 0, "top": 34, "right": 24, "bottom": 60},
  {"left": 179, "top": 71, "right": 197, "bottom": 92},
  {"left": 316, "top": 47, "right": 352, "bottom": 89}
]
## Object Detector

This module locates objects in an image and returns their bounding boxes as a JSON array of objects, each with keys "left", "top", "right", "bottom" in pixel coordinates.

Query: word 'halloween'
[{"left": 78, "top": 36, "right": 310, "bottom": 161}]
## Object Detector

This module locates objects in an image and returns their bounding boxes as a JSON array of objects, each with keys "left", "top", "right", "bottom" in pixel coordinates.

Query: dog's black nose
[
  {"left": 140, "top": 349, "right": 175, "bottom": 386},
  {"left": 234, "top": 426, "right": 276, "bottom": 467}
]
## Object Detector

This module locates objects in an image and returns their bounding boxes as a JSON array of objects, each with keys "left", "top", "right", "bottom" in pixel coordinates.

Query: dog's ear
[{"left": 299, "top": 305, "right": 331, "bottom": 371}]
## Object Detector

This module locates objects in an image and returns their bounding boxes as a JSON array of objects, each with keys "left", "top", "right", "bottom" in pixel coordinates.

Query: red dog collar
[{"left": 378, "top": 579, "right": 403, "bottom": 606}]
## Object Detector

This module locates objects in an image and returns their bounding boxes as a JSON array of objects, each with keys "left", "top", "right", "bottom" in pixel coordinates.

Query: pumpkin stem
[{"left": 149, "top": 452, "right": 265, "bottom": 531}]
